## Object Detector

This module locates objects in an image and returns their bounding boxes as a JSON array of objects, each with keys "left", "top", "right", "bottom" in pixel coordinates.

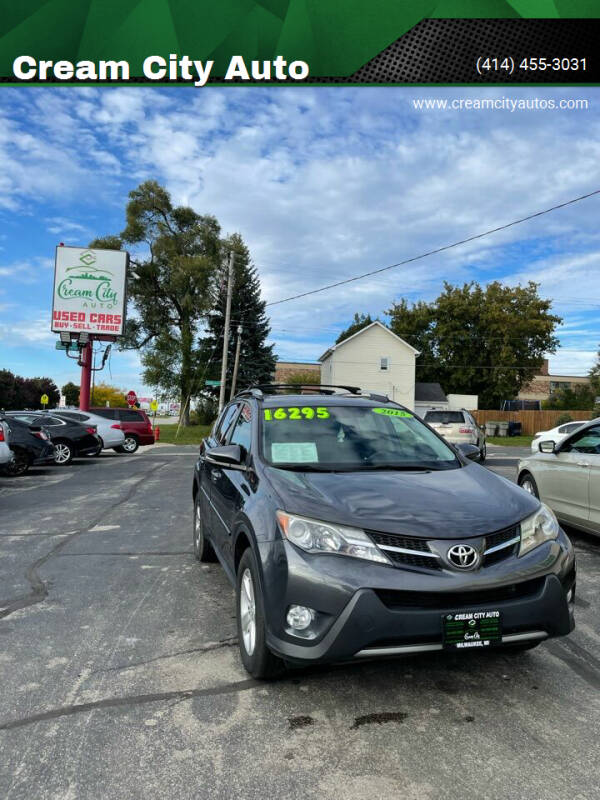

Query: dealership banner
[
  {"left": 51, "top": 246, "right": 128, "bottom": 336},
  {"left": 2, "top": 1, "right": 600, "bottom": 85}
]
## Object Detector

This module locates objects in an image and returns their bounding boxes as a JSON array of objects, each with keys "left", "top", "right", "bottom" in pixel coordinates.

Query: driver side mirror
[
  {"left": 456, "top": 443, "right": 480, "bottom": 461},
  {"left": 204, "top": 444, "right": 246, "bottom": 470},
  {"left": 538, "top": 440, "right": 556, "bottom": 454}
]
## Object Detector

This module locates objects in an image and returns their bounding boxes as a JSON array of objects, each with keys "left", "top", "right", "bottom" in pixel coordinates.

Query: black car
[
  {"left": 5, "top": 412, "right": 101, "bottom": 465},
  {"left": 0, "top": 415, "right": 55, "bottom": 476},
  {"left": 192, "top": 385, "right": 575, "bottom": 678}
]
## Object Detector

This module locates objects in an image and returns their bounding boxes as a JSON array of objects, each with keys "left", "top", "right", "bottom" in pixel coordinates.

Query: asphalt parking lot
[{"left": 1, "top": 445, "right": 599, "bottom": 799}]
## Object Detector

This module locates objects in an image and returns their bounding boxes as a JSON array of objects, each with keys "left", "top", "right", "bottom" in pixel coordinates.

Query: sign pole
[{"left": 79, "top": 341, "right": 93, "bottom": 411}]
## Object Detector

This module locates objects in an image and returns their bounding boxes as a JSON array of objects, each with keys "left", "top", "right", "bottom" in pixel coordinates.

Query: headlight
[
  {"left": 519, "top": 503, "right": 559, "bottom": 556},
  {"left": 276, "top": 510, "right": 390, "bottom": 565}
]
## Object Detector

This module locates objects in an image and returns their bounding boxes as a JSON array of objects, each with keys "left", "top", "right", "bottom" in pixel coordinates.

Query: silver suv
[{"left": 424, "top": 409, "right": 486, "bottom": 463}]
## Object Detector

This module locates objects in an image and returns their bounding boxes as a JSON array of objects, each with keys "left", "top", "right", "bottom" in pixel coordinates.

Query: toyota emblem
[{"left": 447, "top": 544, "right": 479, "bottom": 569}]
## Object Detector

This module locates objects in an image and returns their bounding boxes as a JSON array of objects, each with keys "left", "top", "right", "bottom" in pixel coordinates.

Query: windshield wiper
[
  {"left": 360, "top": 463, "right": 448, "bottom": 471},
  {"left": 271, "top": 464, "right": 338, "bottom": 472}
]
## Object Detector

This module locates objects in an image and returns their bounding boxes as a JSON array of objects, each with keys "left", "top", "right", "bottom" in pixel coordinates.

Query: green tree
[
  {"left": 0, "top": 370, "right": 19, "bottom": 409},
  {"left": 90, "top": 181, "right": 221, "bottom": 425},
  {"left": 336, "top": 313, "right": 375, "bottom": 343},
  {"left": 199, "top": 234, "right": 275, "bottom": 398},
  {"left": 387, "top": 281, "right": 561, "bottom": 409},
  {"left": 588, "top": 347, "right": 600, "bottom": 395},
  {"left": 28, "top": 378, "right": 60, "bottom": 409},
  {"left": 61, "top": 381, "right": 79, "bottom": 406},
  {"left": 542, "top": 384, "right": 597, "bottom": 411},
  {"left": 0, "top": 371, "right": 59, "bottom": 409},
  {"left": 90, "top": 382, "right": 127, "bottom": 408}
]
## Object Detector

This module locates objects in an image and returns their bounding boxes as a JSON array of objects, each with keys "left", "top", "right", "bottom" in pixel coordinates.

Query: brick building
[
  {"left": 517, "top": 359, "right": 591, "bottom": 404},
  {"left": 273, "top": 361, "right": 321, "bottom": 384}
]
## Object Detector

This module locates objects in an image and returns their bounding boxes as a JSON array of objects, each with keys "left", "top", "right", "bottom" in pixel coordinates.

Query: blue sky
[{"left": 1, "top": 86, "right": 599, "bottom": 396}]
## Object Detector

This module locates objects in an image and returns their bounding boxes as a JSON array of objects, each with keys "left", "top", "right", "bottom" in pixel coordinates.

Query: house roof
[
  {"left": 318, "top": 321, "right": 420, "bottom": 362},
  {"left": 414, "top": 382, "right": 448, "bottom": 403}
]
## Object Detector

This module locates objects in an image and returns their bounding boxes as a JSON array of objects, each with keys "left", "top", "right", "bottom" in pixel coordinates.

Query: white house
[{"left": 318, "top": 321, "right": 420, "bottom": 409}]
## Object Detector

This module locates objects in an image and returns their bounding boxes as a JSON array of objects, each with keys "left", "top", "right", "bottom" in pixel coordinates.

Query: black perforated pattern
[{"left": 317, "top": 19, "right": 599, "bottom": 84}]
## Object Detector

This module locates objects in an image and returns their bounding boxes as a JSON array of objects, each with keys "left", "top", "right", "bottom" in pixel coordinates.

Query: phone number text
[{"left": 476, "top": 57, "right": 586, "bottom": 75}]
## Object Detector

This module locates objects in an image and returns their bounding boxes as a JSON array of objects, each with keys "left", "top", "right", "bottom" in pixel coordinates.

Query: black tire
[
  {"left": 1, "top": 448, "right": 30, "bottom": 477},
  {"left": 113, "top": 446, "right": 125, "bottom": 453},
  {"left": 193, "top": 496, "right": 216, "bottom": 562},
  {"left": 53, "top": 440, "right": 74, "bottom": 466},
  {"left": 478, "top": 441, "right": 486, "bottom": 463},
  {"left": 236, "top": 548, "right": 284, "bottom": 679},
  {"left": 518, "top": 472, "right": 539, "bottom": 498},
  {"left": 121, "top": 434, "right": 139, "bottom": 454}
]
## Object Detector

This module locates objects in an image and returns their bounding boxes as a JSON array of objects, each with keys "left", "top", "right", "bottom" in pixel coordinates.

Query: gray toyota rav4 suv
[{"left": 193, "top": 385, "right": 575, "bottom": 678}]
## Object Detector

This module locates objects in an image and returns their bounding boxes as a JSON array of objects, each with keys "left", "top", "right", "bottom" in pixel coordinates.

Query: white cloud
[
  {"left": 45, "top": 217, "right": 92, "bottom": 237},
  {"left": 1, "top": 86, "right": 600, "bottom": 378}
]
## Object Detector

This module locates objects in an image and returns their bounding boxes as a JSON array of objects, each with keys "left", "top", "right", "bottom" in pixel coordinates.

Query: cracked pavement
[{"left": 1, "top": 446, "right": 599, "bottom": 799}]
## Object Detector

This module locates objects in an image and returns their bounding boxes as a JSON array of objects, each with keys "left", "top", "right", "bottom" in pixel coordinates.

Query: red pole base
[{"left": 79, "top": 342, "right": 92, "bottom": 411}]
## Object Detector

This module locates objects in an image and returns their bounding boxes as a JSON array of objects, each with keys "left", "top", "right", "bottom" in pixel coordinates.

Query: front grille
[
  {"left": 368, "top": 531, "right": 431, "bottom": 552},
  {"left": 375, "top": 576, "right": 546, "bottom": 611},
  {"left": 483, "top": 525, "right": 519, "bottom": 567},
  {"left": 485, "top": 525, "right": 519, "bottom": 550},
  {"left": 367, "top": 530, "right": 440, "bottom": 571},
  {"left": 385, "top": 551, "right": 441, "bottom": 570}
]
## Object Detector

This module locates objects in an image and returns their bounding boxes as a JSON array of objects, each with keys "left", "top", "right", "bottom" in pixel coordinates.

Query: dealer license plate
[{"left": 442, "top": 610, "right": 502, "bottom": 649}]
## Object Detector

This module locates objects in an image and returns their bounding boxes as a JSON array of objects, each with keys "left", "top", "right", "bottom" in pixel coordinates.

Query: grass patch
[
  {"left": 487, "top": 435, "right": 534, "bottom": 447},
  {"left": 155, "top": 423, "right": 211, "bottom": 445}
]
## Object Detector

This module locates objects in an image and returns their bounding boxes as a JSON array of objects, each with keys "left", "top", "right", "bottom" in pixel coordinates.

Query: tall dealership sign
[{"left": 51, "top": 245, "right": 128, "bottom": 336}]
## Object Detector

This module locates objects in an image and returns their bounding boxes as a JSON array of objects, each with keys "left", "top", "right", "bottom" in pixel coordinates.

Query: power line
[{"left": 265, "top": 188, "right": 600, "bottom": 307}]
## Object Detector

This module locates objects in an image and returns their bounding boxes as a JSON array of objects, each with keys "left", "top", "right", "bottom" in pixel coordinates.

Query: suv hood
[{"left": 264, "top": 462, "right": 539, "bottom": 539}]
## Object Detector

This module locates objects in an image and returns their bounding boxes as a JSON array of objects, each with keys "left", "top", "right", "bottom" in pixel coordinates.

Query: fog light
[{"left": 286, "top": 605, "right": 314, "bottom": 631}]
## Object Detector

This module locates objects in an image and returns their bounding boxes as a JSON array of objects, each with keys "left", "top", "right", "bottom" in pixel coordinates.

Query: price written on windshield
[
  {"left": 476, "top": 56, "right": 586, "bottom": 75},
  {"left": 263, "top": 407, "right": 330, "bottom": 421}
]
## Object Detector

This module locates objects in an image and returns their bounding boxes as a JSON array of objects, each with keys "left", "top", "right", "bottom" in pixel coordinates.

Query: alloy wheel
[
  {"left": 123, "top": 437, "right": 137, "bottom": 453},
  {"left": 521, "top": 479, "right": 535, "bottom": 495},
  {"left": 239, "top": 568, "right": 256, "bottom": 656},
  {"left": 54, "top": 443, "right": 72, "bottom": 464},
  {"left": 194, "top": 503, "right": 202, "bottom": 553}
]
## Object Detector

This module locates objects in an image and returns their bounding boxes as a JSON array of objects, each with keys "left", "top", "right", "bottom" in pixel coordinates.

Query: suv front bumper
[{"left": 260, "top": 535, "right": 575, "bottom": 665}]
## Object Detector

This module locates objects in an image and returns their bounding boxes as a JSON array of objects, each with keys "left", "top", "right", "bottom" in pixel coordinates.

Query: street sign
[
  {"left": 205, "top": 380, "right": 221, "bottom": 386},
  {"left": 55, "top": 341, "right": 79, "bottom": 353},
  {"left": 41, "top": 394, "right": 49, "bottom": 407},
  {"left": 150, "top": 400, "right": 158, "bottom": 412},
  {"left": 126, "top": 390, "right": 137, "bottom": 407}
]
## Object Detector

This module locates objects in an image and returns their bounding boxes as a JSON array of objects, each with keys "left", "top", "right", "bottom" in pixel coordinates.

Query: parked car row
[{"left": 0, "top": 407, "right": 155, "bottom": 477}]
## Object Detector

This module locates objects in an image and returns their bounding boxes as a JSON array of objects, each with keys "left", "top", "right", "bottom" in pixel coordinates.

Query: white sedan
[
  {"left": 530, "top": 421, "right": 587, "bottom": 453},
  {"left": 53, "top": 410, "right": 125, "bottom": 450},
  {"left": 0, "top": 419, "right": 13, "bottom": 466},
  {"left": 518, "top": 418, "right": 600, "bottom": 537}
]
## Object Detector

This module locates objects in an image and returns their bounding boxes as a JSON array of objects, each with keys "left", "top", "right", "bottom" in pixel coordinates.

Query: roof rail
[
  {"left": 235, "top": 384, "right": 394, "bottom": 402},
  {"left": 234, "top": 387, "right": 265, "bottom": 400},
  {"left": 249, "top": 383, "right": 361, "bottom": 396}
]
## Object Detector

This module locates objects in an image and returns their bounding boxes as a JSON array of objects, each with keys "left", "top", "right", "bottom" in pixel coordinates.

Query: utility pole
[
  {"left": 218, "top": 251, "right": 235, "bottom": 412},
  {"left": 230, "top": 325, "right": 243, "bottom": 400}
]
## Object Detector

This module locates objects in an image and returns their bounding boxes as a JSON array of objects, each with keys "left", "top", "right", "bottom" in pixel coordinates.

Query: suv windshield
[
  {"left": 424, "top": 411, "right": 465, "bottom": 424},
  {"left": 261, "top": 404, "right": 459, "bottom": 471}
]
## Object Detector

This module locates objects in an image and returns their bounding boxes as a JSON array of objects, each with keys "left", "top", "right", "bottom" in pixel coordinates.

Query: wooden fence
[{"left": 470, "top": 409, "right": 595, "bottom": 436}]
